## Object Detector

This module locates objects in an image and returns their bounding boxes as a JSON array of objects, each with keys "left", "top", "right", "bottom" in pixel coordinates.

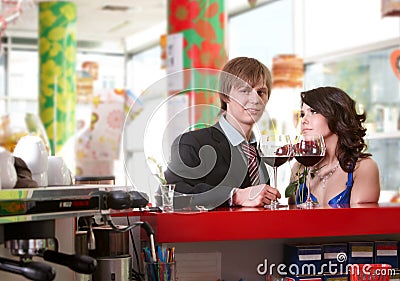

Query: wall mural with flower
[
  {"left": 168, "top": 0, "right": 228, "bottom": 128},
  {"left": 39, "top": 2, "right": 76, "bottom": 154}
]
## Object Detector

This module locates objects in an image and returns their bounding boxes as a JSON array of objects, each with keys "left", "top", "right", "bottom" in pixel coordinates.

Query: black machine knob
[{"left": 106, "top": 190, "right": 149, "bottom": 210}]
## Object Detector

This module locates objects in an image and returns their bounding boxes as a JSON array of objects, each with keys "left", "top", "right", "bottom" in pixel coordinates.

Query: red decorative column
[{"left": 168, "top": 0, "right": 228, "bottom": 128}]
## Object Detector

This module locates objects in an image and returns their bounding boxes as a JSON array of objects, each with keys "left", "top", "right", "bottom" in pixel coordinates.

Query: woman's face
[
  {"left": 226, "top": 82, "right": 268, "bottom": 127},
  {"left": 300, "top": 103, "right": 331, "bottom": 137}
]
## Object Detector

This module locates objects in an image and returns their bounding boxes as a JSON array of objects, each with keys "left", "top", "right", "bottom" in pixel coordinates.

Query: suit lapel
[{"left": 211, "top": 123, "right": 231, "bottom": 165}]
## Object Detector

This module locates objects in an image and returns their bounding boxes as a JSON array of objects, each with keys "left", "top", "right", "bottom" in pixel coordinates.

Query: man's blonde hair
[{"left": 219, "top": 57, "right": 272, "bottom": 111}]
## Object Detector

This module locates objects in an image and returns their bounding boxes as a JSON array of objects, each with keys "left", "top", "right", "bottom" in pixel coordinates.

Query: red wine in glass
[
  {"left": 294, "top": 155, "right": 324, "bottom": 167},
  {"left": 258, "top": 135, "right": 291, "bottom": 209},
  {"left": 293, "top": 134, "right": 326, "bottom": 209},
  {"left": 262, "top": 156, "right": 290, "bottom": 168}
]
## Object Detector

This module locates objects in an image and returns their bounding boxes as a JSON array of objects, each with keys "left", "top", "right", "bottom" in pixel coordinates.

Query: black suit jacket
[{"left": 164, "top": 123, "right": 270, "bottom": 207}]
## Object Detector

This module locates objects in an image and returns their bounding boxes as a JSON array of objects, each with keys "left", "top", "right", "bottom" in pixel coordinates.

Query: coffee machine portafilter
[
  {"left": 0, "top": 256, "right": 55, "bottom": 281},
  {"left": 3, "top": 220, "right": 97, "bottom": 281}
]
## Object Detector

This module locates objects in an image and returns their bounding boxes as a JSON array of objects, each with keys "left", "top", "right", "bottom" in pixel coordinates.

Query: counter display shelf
[{"left": 137, "top": 203, "right": 400, "bottom": 243}]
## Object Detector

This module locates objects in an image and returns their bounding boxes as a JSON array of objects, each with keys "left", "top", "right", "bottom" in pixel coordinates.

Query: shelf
[
  {"left": 137, "top": 203, "right": 400, "bottom": 243},
  {"left": 0, "top": 210, "right": 99, "bottom": 224},
  {"left": 0, "top": 185, "right": 133, "bottom": 224}
]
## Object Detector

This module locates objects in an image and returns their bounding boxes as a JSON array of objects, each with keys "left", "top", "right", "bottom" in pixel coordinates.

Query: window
[
  {"left": 3, "top": 49, "right": 38, "bottom": 114},
  {"left": 303, "top": 0, "right": 400, "bottom": 58},
  {"left": 305, "top": 46, "right": 400, "bottom": 192},
  {"left": 229, "top": 0, "right": 293, "bottom": 67}
]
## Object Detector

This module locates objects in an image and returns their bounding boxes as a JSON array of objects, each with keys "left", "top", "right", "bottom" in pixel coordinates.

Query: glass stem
[
  {"left": 273, "top": 166, "right": 278, "bottom": 203},
  {"left": 305, "top": 166, "right": 312, "bottom": 204}
]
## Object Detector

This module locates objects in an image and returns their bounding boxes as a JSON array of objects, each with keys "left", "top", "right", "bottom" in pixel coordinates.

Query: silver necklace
[{"left": 316, "top": 162, "right": 340, "bottom": 188}]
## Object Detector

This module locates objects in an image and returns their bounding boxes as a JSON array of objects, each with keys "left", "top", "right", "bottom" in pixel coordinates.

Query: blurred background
[{"left": 0, "top": 0, "right": 399, "bottom": 202}]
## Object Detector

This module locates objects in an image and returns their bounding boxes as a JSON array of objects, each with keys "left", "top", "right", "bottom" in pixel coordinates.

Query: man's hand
[{"left": 232, "top": 184, "right": 281, "bottom": 207}]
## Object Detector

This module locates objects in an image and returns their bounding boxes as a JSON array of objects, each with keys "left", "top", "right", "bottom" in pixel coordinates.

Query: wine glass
[
  {"left": 258, "top": 134, "right": 291, "bottom": 209},
  {"left": 293, "top": 134, "right": 326, "bottom": 209}
]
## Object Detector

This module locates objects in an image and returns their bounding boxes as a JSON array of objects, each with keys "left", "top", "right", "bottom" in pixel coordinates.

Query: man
[{"left": 165, "top": 57, "right": 281, "bottom": 208}]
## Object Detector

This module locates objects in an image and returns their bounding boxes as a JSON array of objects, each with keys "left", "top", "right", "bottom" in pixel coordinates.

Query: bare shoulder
[
  {"left": 351, "top": 157, "right": 380, "bottom": 204},
  {"left": 354, "top": 157, "right": 379, "bottom": 174}
]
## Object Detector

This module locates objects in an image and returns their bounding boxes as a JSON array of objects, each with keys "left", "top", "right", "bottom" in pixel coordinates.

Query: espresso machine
[
  {"left": 0, "top": 185, "right": 104, "bottom": 281},
  {"left": 0, "top": 186, "right": 150, "bottom": 281}
]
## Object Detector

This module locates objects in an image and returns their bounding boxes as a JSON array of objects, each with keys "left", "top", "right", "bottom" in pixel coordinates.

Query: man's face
[{"left": 226, "top": 82, "right": 269, "bottom": 127}]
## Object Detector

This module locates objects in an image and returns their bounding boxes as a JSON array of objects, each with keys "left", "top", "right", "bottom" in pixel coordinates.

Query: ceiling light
[{"left": 101, "top": 5, "right": 130, "bottom": 12}]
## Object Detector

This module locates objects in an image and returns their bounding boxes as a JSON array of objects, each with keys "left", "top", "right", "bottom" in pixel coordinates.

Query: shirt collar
[{"left": 218, "top": 114, "right": 257, "bottom": 146}]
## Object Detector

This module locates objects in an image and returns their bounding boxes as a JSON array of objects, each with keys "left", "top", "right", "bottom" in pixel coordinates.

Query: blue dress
[{"left": 295, "top": 164, "right": 354, "bottom": 208}]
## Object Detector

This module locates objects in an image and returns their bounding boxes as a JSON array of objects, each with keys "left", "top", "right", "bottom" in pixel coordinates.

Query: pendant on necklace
[
  {"left": 321, "top": 177, "right": 328, "bottom": 189},
  {"left": 318, "top": 162, "right": 340, "bottom": 188}
]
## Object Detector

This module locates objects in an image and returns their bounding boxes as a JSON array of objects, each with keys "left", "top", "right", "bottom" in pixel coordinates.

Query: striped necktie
[{"left": 241, "top": 142, "right": 260, "bottom": 186}]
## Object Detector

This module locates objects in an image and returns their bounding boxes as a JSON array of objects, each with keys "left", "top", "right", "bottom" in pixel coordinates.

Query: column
[
  {"left": 39, "top": 1, "right": 76, "bottom": 154},
  {"left": 168, "top": 0, "right": 228, "bottom": 128}
]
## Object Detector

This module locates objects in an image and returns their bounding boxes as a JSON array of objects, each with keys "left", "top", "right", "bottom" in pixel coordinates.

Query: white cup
[
  {"left": 32, "top": 172, "right": 48, "bottom": 187},
  {"left": 0, "top": 146, "right": 17, "bottom": 189},
  {"left": 47, "top": 156, "right": 72, "bottom": 186},
  {"left": 13, "top": 135, "right": 48, "bottom": 186}
]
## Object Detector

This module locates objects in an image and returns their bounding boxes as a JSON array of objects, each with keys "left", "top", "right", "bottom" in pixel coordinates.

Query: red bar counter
[
  {"left": 137, "top": 203, "right": 400, "bottom": 243},
  {"left": 113, "top": 203, "right": 400, "bottom": 281}
]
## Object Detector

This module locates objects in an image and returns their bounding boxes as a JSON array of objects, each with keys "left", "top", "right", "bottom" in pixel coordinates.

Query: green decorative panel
[{"left": 39, "top": 2, "right": 76, "bottom": 154}]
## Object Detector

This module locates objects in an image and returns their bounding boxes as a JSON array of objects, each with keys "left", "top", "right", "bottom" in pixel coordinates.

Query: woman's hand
[{"left": 232, "top": 184, "right": 281, "bottom": 207}]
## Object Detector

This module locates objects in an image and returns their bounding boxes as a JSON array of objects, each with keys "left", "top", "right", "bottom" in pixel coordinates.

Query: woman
[{"left": 292, "top": 86, "right": 380, "bottom": 207}]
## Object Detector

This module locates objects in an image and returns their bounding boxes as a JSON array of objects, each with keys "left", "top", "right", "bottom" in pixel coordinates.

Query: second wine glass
[
  {"left": 258, "top": 134, "right": 291, "bottom": 209},
  {"left": 293, "top": 134, "right": 326, "bottom": 209}
]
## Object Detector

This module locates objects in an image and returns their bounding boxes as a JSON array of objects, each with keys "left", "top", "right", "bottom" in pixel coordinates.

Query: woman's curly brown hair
[{"left": 301, "top": 86, "right": 371, "bottom": 172}]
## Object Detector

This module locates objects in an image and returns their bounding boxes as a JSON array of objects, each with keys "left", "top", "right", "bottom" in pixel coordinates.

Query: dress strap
[{"left": 345, "top": 162, "right": 355, "bottom": 188}]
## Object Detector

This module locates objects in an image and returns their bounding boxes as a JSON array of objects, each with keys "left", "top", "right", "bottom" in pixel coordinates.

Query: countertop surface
[{"left": 133, "top": 203, "right": 400, "bottom": 242}]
